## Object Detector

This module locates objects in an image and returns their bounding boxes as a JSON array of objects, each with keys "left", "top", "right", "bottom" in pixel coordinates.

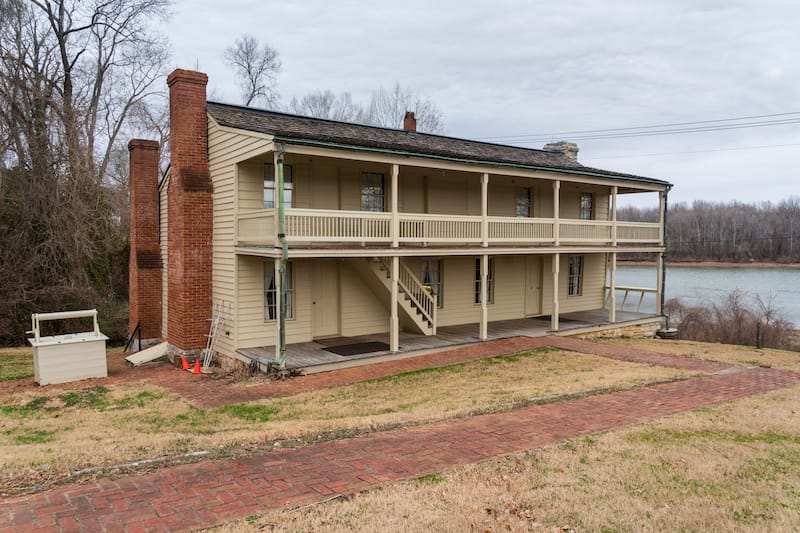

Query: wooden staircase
[{"left": 347, "top": 257, "right": 437, "bottom": 335}]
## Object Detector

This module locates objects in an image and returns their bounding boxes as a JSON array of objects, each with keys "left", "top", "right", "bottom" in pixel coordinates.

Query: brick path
[
  {"left": 0, "top": 336, "right": 733, "bottom": 409},
  {"left": 2, "top": 363, "right": 798, "bottom": 532}
]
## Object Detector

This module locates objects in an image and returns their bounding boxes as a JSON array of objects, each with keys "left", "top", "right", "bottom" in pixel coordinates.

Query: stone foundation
[{"left": 574, "top": 319, "right": 665, "bottom": 340}]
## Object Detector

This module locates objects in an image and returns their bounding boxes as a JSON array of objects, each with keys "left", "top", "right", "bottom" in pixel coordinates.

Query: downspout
[
  {"left": 277, "top": 143, "right": 288, "bottom": 368},
  {"left": 660, "top": 186, "right": 671, "bottom": 329}
]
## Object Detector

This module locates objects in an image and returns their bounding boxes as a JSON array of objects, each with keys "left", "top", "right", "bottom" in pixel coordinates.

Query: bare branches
[{"left": 223, "top": 34, "right": 281, "bottom": 107}]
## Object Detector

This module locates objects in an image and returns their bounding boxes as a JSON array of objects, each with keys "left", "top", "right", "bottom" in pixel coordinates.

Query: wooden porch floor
[{"left": 236, "top": 309, "right": 659, "bottom": 374}]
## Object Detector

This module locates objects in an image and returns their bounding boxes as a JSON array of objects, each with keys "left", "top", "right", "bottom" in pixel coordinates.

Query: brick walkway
[
  {"left": 0, "top": 336, "right": 733, "bottom": 409},
  {"left": 2, "top": 363, "right": 798, "bottom": 532}
]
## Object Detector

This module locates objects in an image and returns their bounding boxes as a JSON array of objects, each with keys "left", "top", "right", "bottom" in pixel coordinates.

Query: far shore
[{"left": 618, "top": 260, "right": 800, "bottom": 269}]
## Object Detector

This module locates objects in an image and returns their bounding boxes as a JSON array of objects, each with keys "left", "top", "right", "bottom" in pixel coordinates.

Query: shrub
[{"left": 665, "top": 291, "right": 797, "bottom": 350}]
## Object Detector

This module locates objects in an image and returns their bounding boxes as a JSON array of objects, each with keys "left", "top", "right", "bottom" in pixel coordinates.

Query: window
[
  {"left": 568, "top": 255, "right": 583, "bottom": 296},
  {"left": 580, "top": 192, "right": 593, "bottom": 220},
  {"left": 264, "top": 262, "right": 293, "bottom": 320},
  {"left": 421, "top": 259, "right": 443, "bottom": 308},
  {"left": 361, "top": 172, "right": 385, "bottom": 212},
  {"left": 474, "top": 258, "right": 495, "bottom": 304},
  {"left": 264, "top": 164, "right": 293, "bottom": 209},
  {"left": 516, "top": 187, "right": 533, "bottom": 217}
]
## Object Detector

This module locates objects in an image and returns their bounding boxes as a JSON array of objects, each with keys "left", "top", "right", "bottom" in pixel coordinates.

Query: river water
[{"left": 614, "top": 265, "right": 800, "bottom": 326}]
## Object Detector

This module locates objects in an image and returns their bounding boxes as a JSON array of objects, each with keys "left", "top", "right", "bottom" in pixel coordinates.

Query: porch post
[
  {"left": 656, "top": 253, "right": 664, "bottom": 314},
  {"left": 274, "top": 258, "right": 282, "bottom": 359},
  {"left": 390, "top": 255, "right": 399, "bottom": 352},
  {"left": 391, "top": 164, "right": 399, "bottom": 247},
  {"left": 553, "top": 180, "right": 561, "bottom": 246},
  {"left": 658, "top": 190, "right": 666, "bottom": 246},
  {"left": 481, "top": 173, "right": 489, "bottom": 247},
  {"left": 551, "top": 253, "right": 560, "bottom": 331},
  {"left": 480, "top": 254, "right": 489, "bottom": 340},
  {"left": 609, "top": 252, "right": 617, "bottom": 323},
  {"left": 611, "top": 186, "right": 618, "bottom": 245}
]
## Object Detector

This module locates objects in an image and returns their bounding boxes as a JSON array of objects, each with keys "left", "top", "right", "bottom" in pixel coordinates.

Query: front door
[
  {"left": 525, "top": 256, "right": 542, "bottom": 316},
  {"left": 312, "top": 260, "right": 340, "bottom": 338}
]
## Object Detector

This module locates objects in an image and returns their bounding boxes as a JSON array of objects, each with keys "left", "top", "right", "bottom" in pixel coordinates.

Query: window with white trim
[
  {"left": 264, "top": 164, "right": 293, "bottom": 209},
  {"left": 568, "top": 255, "right": 583, "bottom": 296},
  {"left": 474, "top": 258, "right": 495, "bottom": 304},
  {"left": 516, "top": 187, "right": 532, "bottom": 217},
  {"left": 421, "top": 259, "right": 443, "bottom": 308},
  {"left": 580, "top": 192, "right": 593, "bottom": 220},
  {"left": 264, "top": 262, "right": 294, "bottom": 320},
  {"left": 361, "top": 172, "right": 385, "bottom": 212}
]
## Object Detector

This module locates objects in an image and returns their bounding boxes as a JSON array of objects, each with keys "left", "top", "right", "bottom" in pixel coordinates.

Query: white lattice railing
[{"left": 237, "top": 209, "right": 663, "bottom": 247}]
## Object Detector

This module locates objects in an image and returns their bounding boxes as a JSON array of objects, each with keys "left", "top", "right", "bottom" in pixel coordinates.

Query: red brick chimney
[
  {"left": 128, "top": 139, "right": 162, "bottom": 342},
  {"left": 166, "top": 69, "right": 212, "bottom": 353},
  {"left": 403, "top": 111, "right": 417, "bottom": 132}
]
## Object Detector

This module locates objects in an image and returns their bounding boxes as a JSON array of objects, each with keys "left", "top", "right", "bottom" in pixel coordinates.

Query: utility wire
[
  {"left": 583, "top": 142, "right": 800, "bottom": 161},
  {"left": 476, "top": 111, "right": 800, "bottom": 143}
]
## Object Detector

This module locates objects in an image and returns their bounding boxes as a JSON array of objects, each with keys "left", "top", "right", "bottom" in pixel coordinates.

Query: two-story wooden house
[{"left": 128, "top": 69, "right": 671, "bottom": 372}]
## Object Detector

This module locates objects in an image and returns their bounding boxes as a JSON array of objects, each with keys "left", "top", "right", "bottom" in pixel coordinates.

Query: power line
[{"left": 475, "top": 111, "right": 800, "bottom": 143}]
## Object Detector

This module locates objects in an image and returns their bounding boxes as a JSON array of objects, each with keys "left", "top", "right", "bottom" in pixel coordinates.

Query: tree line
[{"left": 619, "top": 198, "right": 800, "bottom": 263}]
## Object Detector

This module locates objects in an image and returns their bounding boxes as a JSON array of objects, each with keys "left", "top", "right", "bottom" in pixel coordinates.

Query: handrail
[
  {"left": 604, "top": 285, "right": 658, "bottom": 313},
  {"left": 377, "top": 257, "right": 436, "bottom": 329}
]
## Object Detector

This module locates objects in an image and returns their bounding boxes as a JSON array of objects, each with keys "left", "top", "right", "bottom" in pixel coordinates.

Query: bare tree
[
  {"left": 289, "top": 90, "right": 363, "bottom": 122},
  {"left": 289, "top": 82, "right": 444, "bottom": 133},
  {"left": 223, "top": 34, "right": 281, "bottom": 107},
  {"left": 364, "top": 82, "right": 444, "bottom": 132}
]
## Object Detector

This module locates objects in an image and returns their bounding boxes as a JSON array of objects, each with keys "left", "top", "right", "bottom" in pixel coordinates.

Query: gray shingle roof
[{"left": 206, "top": 102, "right": 670, "bottom": 187}]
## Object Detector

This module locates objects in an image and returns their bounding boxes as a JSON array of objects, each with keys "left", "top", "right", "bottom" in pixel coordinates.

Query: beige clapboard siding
[
  {"left": 540, "top": 253, "right": 606, "bottom": 314},
  {"left": 236, "top": 257, "right": 313, "bottom": 348},
  {"left": 340, "top": 261, "right": 389, "bottom": 336},
  {"left": 208, "top": 119, "right": 273, "bottom": 357},
  {"left": 159, "top": 174, "right": 169, "bottom": 339}
]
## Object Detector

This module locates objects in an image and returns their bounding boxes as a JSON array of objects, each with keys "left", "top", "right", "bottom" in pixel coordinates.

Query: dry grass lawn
[
  {"left": 0, "top": 347, "right": 690, "bottom": 494},
  {"left": 597, "top": 337, "right": 800, "bottom": 371},
  {"left": 0, "top": 348, "right": 34, "bottom": 382},
  {"left": 224, "top": 383, "right": 800, "bottom": 532}
]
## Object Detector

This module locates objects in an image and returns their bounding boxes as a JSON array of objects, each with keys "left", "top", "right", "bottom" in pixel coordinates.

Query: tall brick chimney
[
  {"left": 403, "top": 111, "right": 417, "bottom": 132},
  {"left": 128, "top": 139, "right": 162, "bottom": 344},
  {"left": 166, "top": 69, "right": 212, "bottom": 354}
]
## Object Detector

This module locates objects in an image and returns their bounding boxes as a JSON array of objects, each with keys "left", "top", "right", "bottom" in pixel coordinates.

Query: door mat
[
  {"left": 324, "top": 341, "right": 391, "bottom": 356},
  {"left": 534, "top": 315, "right": 580, "bottom": 324}
]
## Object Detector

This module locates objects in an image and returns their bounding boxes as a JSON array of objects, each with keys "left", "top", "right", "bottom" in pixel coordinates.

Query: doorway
[
  {"left": 525, "top": 256, "right": 542, "bottom": 316},
  {"left": 312, "top": 260, "right": 340, "bottom": 338}
]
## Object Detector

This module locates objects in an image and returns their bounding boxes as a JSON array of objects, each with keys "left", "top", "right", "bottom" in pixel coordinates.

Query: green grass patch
[
  {"left": 629, "top": 429, "right": 800, "bottom": 446},
  {"left": 4, "top": 428, "right": 56, "bottom": 445},
  {"left": 114, "top": 390, "right": 163, "bottom": 409},
  {"left": 216, "top": 403, "right": 279, "bottom": 422},
  {"left": 0, "top": 396, "right": 55, "bottom": 417},
  {"left": 58, "top": 386, "right": 110, "bottom": 409},
  {"left": 0, "top": 349, "right": 33, "bottom": 382},
  {"left": 415, "top": 473, "right": 445, "bottom": 484}
]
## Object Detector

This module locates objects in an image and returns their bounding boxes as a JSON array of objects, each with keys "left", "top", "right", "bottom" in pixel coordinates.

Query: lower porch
[{"left": 236, "top": 309, "right": 662, "bottom": 374}]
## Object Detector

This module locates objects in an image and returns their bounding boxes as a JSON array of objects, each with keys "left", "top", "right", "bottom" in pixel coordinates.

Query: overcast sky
[{"left": 166, "top": 0, "right": 799, "bottom": 207}]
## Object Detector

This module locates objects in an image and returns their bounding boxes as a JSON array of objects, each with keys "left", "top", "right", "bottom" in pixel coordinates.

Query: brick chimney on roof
[
  {"left": 543, "top": 141, "right": 579, "bottom": 161},
  {"left": 403, "top": 111, "right": 417, "bottom": 132},
  {"left": 166, "top": 68, "right": 212, "bottom": 354}
]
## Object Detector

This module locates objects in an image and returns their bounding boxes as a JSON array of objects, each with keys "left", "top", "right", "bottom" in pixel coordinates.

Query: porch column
[
  {"left": 274, "top": 258, "right": 282, "bottom": 359},
  {"left": 553, "top": 181, "right": 561, "bottom": 246},
  {"left": 611, "top": 186, "right": 618, "bottom": 245},
  {"left": 658, "top": 190, "right": 666, "bottom": 246},
  {"left": 390, "top": 256, "right": 399, "bottom": 352},
  {"left": 480, "top": 254, "right": 489, "bottom": 340},
  {"left": 608, "top": 252, "right": 617, "bottom": 323},
  {"left": 481, "top": 173, "right": 489, "bottom": 247},
  {"left": 391, "top": 164, "right": 399, "bottom": 247},
  {"left": 656, "top": 253, "right": 664, "bottom": 315},
  {"left": 551, "top": 253, "right": 560, "bottom": 331}
]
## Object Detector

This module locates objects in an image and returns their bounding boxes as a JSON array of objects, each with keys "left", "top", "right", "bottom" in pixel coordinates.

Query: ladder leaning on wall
[{"left": 202, "top": 300, "right": 231, "bottom": 371}]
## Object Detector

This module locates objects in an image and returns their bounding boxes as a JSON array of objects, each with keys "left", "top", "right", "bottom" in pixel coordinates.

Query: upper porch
[{"left": 229, "top": 148, "right": 667, "bottom": 251}]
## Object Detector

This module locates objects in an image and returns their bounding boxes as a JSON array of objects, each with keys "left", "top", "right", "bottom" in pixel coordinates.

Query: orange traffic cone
[
  {"left": 192, "top": 359, "right": 202, "bottom": 374},
  {"left": 181, "top": 356, "right": 190, "bottom": 370}
]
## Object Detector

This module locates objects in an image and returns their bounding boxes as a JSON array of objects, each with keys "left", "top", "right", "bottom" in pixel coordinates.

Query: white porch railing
[
  {"left": 605, "top": 285, "right": 658, "bottom": 313},
  {"left": 377, "top": 257, "right": 437, "bottom": 333},
  {"left": 285, "top": 208, "right": 391, "bottom": 242},
  {"left": 237, "top": 208, "right": 663, "bottom": 247},
  {"left": 488, "top": 217, "right": 554, "bottom": 243},
  {"left": 399, "top": 213, "right": 482, "bottom": 244}
]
